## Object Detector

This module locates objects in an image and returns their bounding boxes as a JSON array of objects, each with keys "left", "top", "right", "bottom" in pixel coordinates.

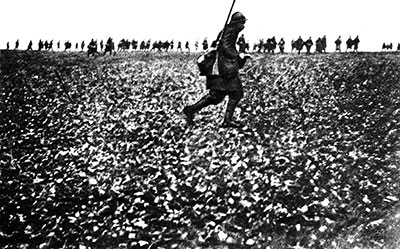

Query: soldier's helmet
[{"left": 231, "top": 12, "right": 247, "bottom": 23}]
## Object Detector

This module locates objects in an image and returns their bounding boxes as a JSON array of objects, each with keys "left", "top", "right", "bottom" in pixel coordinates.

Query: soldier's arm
[{"left": 220, "top": 29, "right": 238, "bottom": 59}]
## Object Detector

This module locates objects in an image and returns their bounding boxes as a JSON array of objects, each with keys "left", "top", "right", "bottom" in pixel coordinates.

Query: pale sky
[{"left": 1, "top": 0, "right": 399, "bottom": 52}]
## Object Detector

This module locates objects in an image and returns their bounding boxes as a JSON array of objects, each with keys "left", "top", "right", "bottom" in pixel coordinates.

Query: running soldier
[
  {"left": 335, "top": 36, "right": 342, "bottom": 52},
  {"left": 177, "top": 41, "right": 182, "bottom": 52},
  {"left": 38, "top": 40, "right": 44, "bottom": 51},
  {"left": 27, "top": 40, "right": 33, "bottom": 50},
  {"left": 87, "top": 39, "right": 97, "bottom": 57},
  {"left": 278, "top": 38, "right": 285, "bottom": 53},
  {"left": 104, "top": 37, "right": 114, "bottom": 55},
  {"left": 185, "top": 41, "right": 190, "bottom": 52},
  {"left": 346, "top": 36, "right": 353, "bottom": 52},
  {"left": 183, "top": 12, "right": 251, "bottom": 128},
  {"left": 305, "top": 37, "right": 313, "bottom": 54},
  {"left": 353, "top": 36, "right": 360, "bottom": 52}
]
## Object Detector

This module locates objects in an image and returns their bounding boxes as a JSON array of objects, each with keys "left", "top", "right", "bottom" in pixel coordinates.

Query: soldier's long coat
[{"left": 206, "top": 23, "right": 246, "bottom": 92}]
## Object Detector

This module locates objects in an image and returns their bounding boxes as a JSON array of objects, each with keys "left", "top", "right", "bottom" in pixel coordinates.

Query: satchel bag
[{"left": 197, "top": 47, "right": 220, "bottom": 76}]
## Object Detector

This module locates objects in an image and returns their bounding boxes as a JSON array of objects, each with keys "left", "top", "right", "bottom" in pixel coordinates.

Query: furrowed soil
[{"left": 1, "top": 50, "right": 400, "bottom": 249}]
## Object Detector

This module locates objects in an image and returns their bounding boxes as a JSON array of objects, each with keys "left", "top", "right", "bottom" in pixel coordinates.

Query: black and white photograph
[{"left": 1, "top": 0, "right": 400, "bottom": 248}]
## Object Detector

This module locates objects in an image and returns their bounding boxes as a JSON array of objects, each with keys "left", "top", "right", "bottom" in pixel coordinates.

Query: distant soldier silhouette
[
  {"left": 185, "top": 41, "right": 190, "bottom": 52},
  {"left": 38, "top": 40, "right": 44, "bottom": 51},
  {"left": 165, "top": 40, "right": 171, "bottom": 51},
  {"left": 292, "top": 36, "right": 304, "bottom": 54},
  {"left": 132, "top": 39, "right": 138, "bottom": 50},
  {"left": 195, "top": 40, "right": 199, "bottom": 51},
  {"left": 146, "top": 40, "right": 151, "bottom": 50},
  {"left": 266, "top": 36, "right": 277, "bottom": 53},
  {"left": 87, "top": 39, "right": 97, "bottom": 57},
  {"left": 6, "top": 42, "right": 9, "bottom": 50},
  {"left": 100, "top": 40, "right": 104, "bottom": 51},
  {"left": 57, "top": 41, "right": 60, "bottom": 50},
  {"left": 321, "top": 35, "right": 327, "bottom": 53},
  {"left": 183, "top": 12, "right": 250, "bottom": 128},
  {"left": 278, "top": 38, "right": 285, "bottom": 53},
  {"left": 382, "top": 42, "right": 393, "bottom": 50},
  {"left": 202, "top": 38, "right": 208, "bottom": 50},
  {"left": 75, "top": 43, "right": 78, "bottom": 50},
  {"left": 237, "top": 34, "right": 246, "bottom": 53},
  {"left": 158, "top": 40, "right": 164, "bottom": 51},
  {"left": 27, "top": 40, "right": 33, "bottom": 50},
  {"left": 353, "top": 35, "right": 360, "bottom": 52},
  {"left": 316, "top": 36, "right": 327, "bottom": 53},
  {"left": 65, "top": 41, "right": 72, "bottom": 51},
  {"left": 315, "top": 38, "right": 322, "bottom": 53},
  {"left": 346, "top": 36, "right": 353, "bottom": 52},
  {"left": 177, "top": 41, "right": 182, "bottom": 52},
  {"left": 335, "top": 36, "right": 342, "bottom": 52},
  {"left": 48, "top": 40, "right": 54, "bottom": 51},
  {"left": 81, "top": 41, "right": 85, "bottom": 51},
  {"left": 15, "top": 40, "right": 19, "bottom": 50},
  {"left": 256, "top": 39, "right": 264, "bottom": 52},
  {"left": 139, "top": 40, "right": 146, "bottom": 50},
  {"left": 44, "top": 40, "right": 49, "bottom": 50},
  {"left": 305, "top": 37, "right": 313, "bottom": 54},
  {"left": 104, "top": 37, "right": 114, "bottom": 55}
]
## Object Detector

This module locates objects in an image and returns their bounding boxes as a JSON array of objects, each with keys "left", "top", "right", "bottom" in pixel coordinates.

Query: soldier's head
[{"left": 230, "top": 12, "right": 247, "bottom": 30}]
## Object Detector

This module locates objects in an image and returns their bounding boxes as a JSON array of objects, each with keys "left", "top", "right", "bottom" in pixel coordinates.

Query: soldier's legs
[
  {"left": 222, "top": 91, "right": 244, "bottom": 128},
  {"left": 183, "top": 90, "right": 226, "bottom": 125}
]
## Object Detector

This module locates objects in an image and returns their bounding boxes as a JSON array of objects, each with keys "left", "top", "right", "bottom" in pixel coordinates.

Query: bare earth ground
[{"left": 0, "top": 50, "right": 400, "bottom": 248}]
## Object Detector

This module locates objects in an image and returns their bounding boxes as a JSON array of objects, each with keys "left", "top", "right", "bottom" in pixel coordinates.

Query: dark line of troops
[
  {"left": 5, "top": 36, "right": 400, "bottom": 55},
  {"left": 250, "top": 35, "right": 363, "bottom": 54},
  {"left": 6, "top": 38, "right": 123, "bottom": 57},
  {"left": 4, "top": 38, "right": 198, "bottom": 56}
]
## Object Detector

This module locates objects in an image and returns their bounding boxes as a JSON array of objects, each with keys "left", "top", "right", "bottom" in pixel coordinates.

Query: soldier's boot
[
  {"left": 221, "top": 110, "right": 243, "bottom": 128},
  {"left": 183, "top": 96, "right": 212, "bottom": 126}
]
